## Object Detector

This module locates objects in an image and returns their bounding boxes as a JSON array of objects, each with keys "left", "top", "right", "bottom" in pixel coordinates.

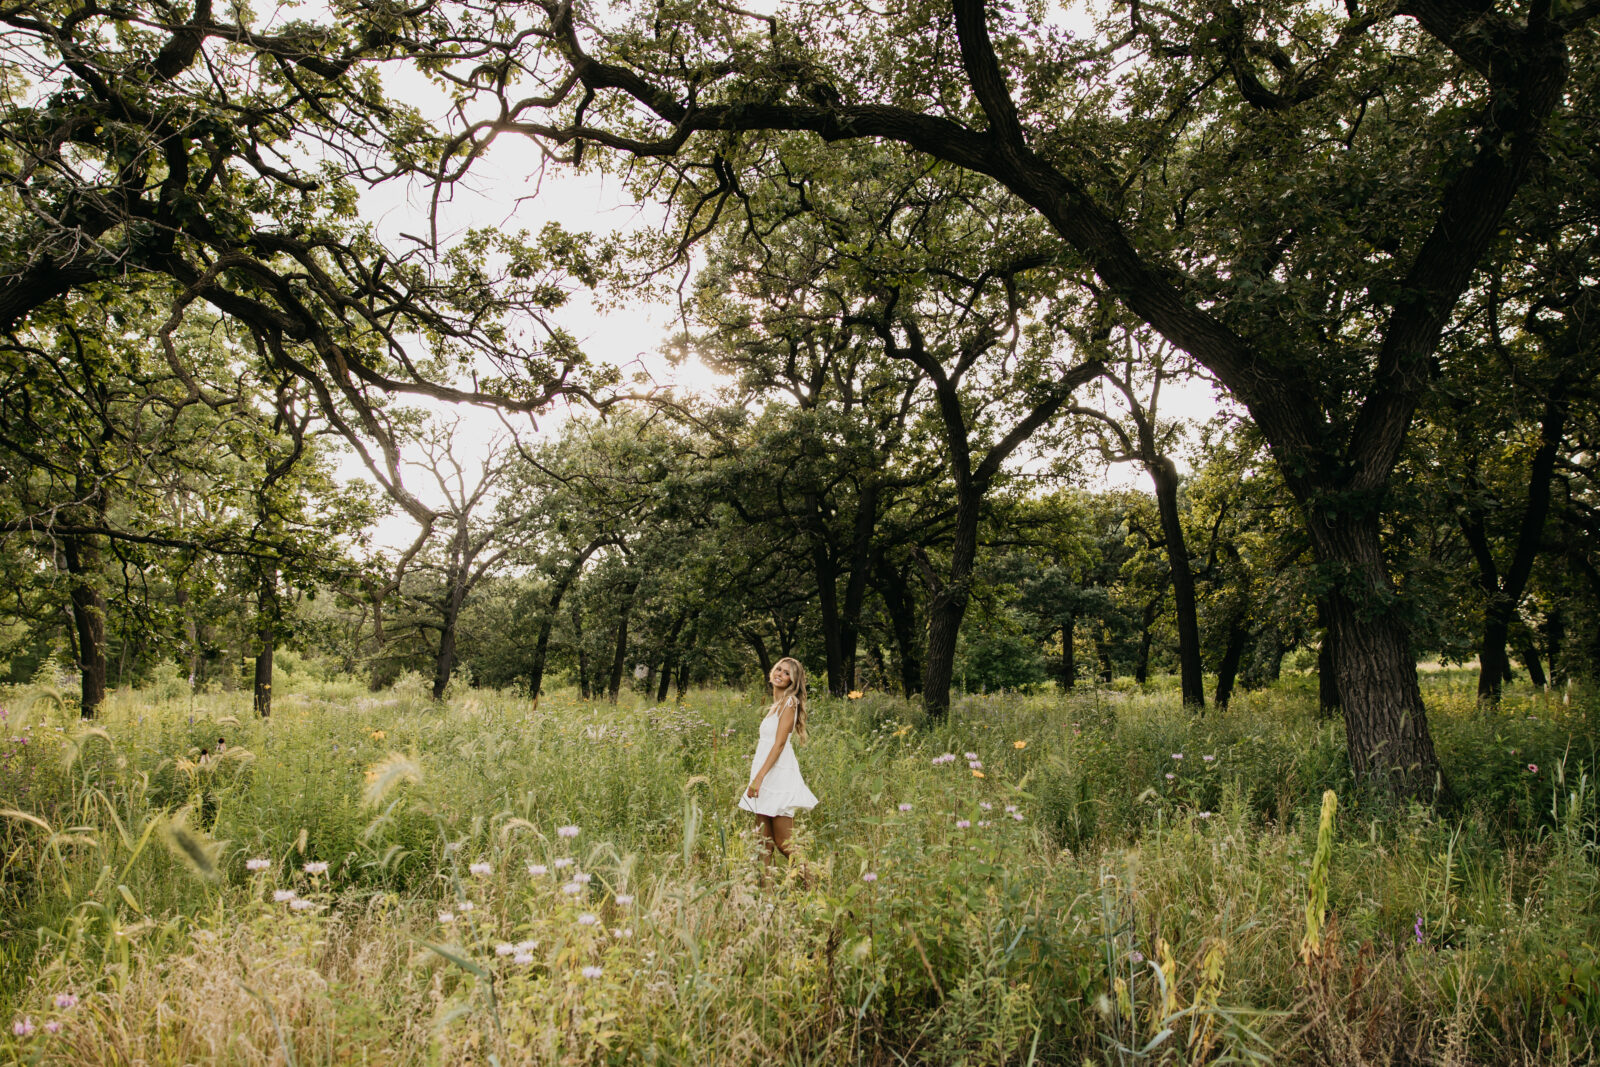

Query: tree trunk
[
  {"left": 1461, "top": 395, "right": 1567, "bottom": 702},
  {"left": 572, "top": 600, "right": 591, "bottom": 700},
  {"left": 432, "top": 591, "right": 462, "bottom": 701},
  {"left": 1150, "top": 458, "right": 1205, "bottom": 707},
  {"left": 1134, "top": 595, "right": 1160, "bottom": 684},
  {"left": 1214, "top": 616, "right": 1248, "bottom": 710},
  {"left": 1059, "top": 613, "right": 1076, "bottom": 692},
  {"left": 254, "top": 565, "right": 278, "bottom": 718},
  {"left": 806, "top": 496, "right": 849, "bottom": 696},
  {"left": 921, "top": 488, "right": 980, "bottom": 720},
  {"left": 839, "top": 481, "right": 879, "bottom": 692},
  {"left": 675, "top": 658, "right": 690, "bottom": 700},
  {"left": 874, "top": 556, "right": 922, "bottom": 696},
  {"left": 606, "top": 579, "right": 639, "bottom": 704},
  {"left": 743, "top": 626, "right": 773, "bottom": 682},
  {"left": 526, "top": 538, "right": 604, "bottom": 701},
  {"left": 1545, "top": 606, "right": 1565, "bottom": 686},
  {"left": 1315, "top": 600, "right": 1340, "bottom": 718},
  {"left": 657, "top": 612, "right": 687, "bottom": 702},
  {"left": 1517, "top": 637, "right": 1547, "bottom": 689},
  {"left": 60, "top": 533, "right": 107, "bottom": 719},
  {"left": 1311, "top": 514, "right": 1449, "bottom": 801}
]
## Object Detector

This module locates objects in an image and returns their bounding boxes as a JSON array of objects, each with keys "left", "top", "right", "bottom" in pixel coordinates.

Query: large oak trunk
[
  {"left": 431, "top": 596, "right": 460, "bottom": 701},
  {"left": 1311, "top": 515, "right": 1449, "bottom": 801}
]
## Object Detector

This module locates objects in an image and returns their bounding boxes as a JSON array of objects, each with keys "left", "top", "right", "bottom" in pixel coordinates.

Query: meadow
[{"left": 1, "top": 667, "right": 1597, "bottom": 1065}]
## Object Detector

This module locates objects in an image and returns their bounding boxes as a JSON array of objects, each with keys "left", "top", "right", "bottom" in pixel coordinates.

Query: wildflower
[
  {"left": 494, "top": 943, "right": 516, "bottom": 957},
  {"left": 556, "top": 825, "right": 580, "bottom": 839},
  {"left": 459, "top": 901, "right": 475, "bottom": 912},
  {"left": 573, "top": 872, "right": 592, "bottom": 884},
  {"left": 1165, "top": 772, "right": 1176, "bottom": 781},
  {"left": 303, "top": 861, "right": 329, "bottom": 875},
  {"left": 615, "top": 894, "right": 634, "bottom": 906},
  {"left": 577, "top": 913, "right": 599, "bottom": 926},
  {"left": 862, "top": 871, "right": 878, "bottom": 883},
  {"left": 965, "top": 751, "right": 978, "bottom": 760},
  {"left": 53, "top": 995, "right": 77, "bottom": 1010},
  {"left": 1171, "top": 753, "right": 1183, "bottom": 761},
  {"left": 1129, "top": 950, "right": 1145, "bottom": 964},
  {"left": 1012, "top": 812, "right": 1025, "bottom": 822},
  {"left": 581, "top": 965, "right": 603, "bottom": 979},
  {"left": 513, "top": 951, "right": 535, "bottom": 965},
  {"left": 527, "top": 864, "right": 548, "bottom": 877},
  {"left": 972, "top": 770, "right": 985, "bottom": 779},
  {"left": 273, "top": 890, "right": 296, "bottom": 903},
  {"left": 1528, "top": 763, "right": 1539, "bottom": 773},
  {"left": 44, "top": 1021, "right": 61, "bottom": 1034},
  {"left": 1013, "top": 740, "right": 1027, "bottom": 750},
  {"left": 246, "top": 858, "right": 271, "bottom": 872},
  {"left": 847, "top": 690, "right": 864, "bottom": 699},
  {"left": 12, "top": 1018, "right": 33, "bottom": 1037},
  {"left": 469, "top": 862, "right": 492, "bottom": 877},
  {"left": 562, "top": 882, "right": 583, "bottom": 895},
  {"left": 898, "top": 803, "right": 913, "bottom": 812},
  {"left": 371, "top": 730, "right": 386, "bottom": 739},
  {"left": 552, "top": 858, "right": 574, "bottom": 869},
  {"left": 1414, "top": 914, "right": 1425, "bottom": 945},
  {"left": 956, "top": 819, "right": 971, "bottom": 829},
  {"left": 978, "top": 820, "right": 992, "bottom": 827},
  {"left": 515, "top": 939, "right": 538, "bottom": 952},
  {"left": 1202, "top": 754, "right": 1215, "bottom": 762},
  {"left": 1198, "top": 811, "right": 1213, "bottom": 820},
  {"left": 979, "top": 801, "right": 992, "bottom": 811},
  {"left": 290, "top": 898, "right": 316, "bottom": 911},
  {"left": 1004, "top": 805, "right": 1017, "bottom": 813},
  {"left": 968, "top": 760, "right": 983, "bottom": 770},
  {"left": 613, "top": 927, "right": 633, "bottom": 939},
  {"left": 438, "top": 911, "right": 455, "bottom": 924}
]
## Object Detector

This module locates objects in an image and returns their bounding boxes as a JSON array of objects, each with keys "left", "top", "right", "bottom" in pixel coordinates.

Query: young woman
[{"left": 738, "top": 657, "right": 818, "bottom": 869}]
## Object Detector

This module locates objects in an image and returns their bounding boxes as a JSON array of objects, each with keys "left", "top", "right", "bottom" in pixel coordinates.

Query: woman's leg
[
  {"left": 771, "top": 816, "right": 794, "bottom": 861},
  {"left": 756, "top": 815, "right": 776, "bottom": 867}
]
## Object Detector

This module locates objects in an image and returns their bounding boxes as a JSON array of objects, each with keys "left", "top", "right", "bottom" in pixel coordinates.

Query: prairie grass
[{"left": 0, "top": 673, "right": 1596, "bottom": 1064}]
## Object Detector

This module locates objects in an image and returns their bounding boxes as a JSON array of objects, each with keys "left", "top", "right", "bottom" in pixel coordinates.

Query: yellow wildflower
[
  {"left": 972, "top": 770, "right": 985, "bottom": 779},
  {"left": 371, "top": 729, "right": 386, "bottom": 740},
  {"left": 1013, "top": 740, "right": 1027, "bottom": 750},
  {"left": 847, "top": 690, "right": 864, "bottom": 700}
]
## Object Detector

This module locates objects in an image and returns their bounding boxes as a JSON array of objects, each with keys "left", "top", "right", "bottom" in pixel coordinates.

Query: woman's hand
[{"left": 746, "top": 776, "right": 763, "bottom": 798}]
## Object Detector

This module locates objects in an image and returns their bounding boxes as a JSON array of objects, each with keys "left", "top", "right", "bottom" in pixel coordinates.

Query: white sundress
[{"left": 737, "top": 696, "right": 819, "bottom": 819}]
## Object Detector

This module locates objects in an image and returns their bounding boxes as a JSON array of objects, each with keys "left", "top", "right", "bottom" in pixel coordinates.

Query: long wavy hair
[{"left": 772, "top": 656, "right": 809, "bottom": 743}]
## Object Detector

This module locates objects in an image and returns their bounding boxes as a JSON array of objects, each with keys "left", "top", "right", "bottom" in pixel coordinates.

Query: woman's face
[{"left": 769, "top": 664, "right": 792, "bottom": 690}]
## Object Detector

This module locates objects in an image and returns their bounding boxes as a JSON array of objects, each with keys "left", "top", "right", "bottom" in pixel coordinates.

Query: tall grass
[{"left": 0, "top": 673, "right": 1596, "bottom": 1064}]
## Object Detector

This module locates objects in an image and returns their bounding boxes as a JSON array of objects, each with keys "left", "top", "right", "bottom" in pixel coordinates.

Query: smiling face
[{"left": 769, "top": 663, "right": 792, "bottom": 692}]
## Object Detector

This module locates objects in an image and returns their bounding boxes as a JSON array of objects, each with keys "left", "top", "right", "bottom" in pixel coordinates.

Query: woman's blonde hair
[{"left": 772, "top": 656, "right": 809, "bottom": 743}]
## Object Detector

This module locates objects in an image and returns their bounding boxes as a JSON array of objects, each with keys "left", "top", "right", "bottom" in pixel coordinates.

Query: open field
[{"left": 2, "top": 673, "right": 1598, "bottom": 1065}]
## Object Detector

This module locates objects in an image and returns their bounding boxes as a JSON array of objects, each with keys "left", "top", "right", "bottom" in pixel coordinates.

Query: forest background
[{"left": 3, "top": 0, "right": 1600, "bottom": 1059}]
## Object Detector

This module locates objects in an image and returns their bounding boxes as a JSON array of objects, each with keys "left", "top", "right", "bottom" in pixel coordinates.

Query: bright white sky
[{"left": 331, "top": 6, "right": 1231, "bottom": 552}]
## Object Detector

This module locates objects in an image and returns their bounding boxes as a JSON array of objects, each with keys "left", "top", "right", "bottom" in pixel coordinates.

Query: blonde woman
[{"left": 738, "top": 657, "right": 818, "bottom": 869}]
